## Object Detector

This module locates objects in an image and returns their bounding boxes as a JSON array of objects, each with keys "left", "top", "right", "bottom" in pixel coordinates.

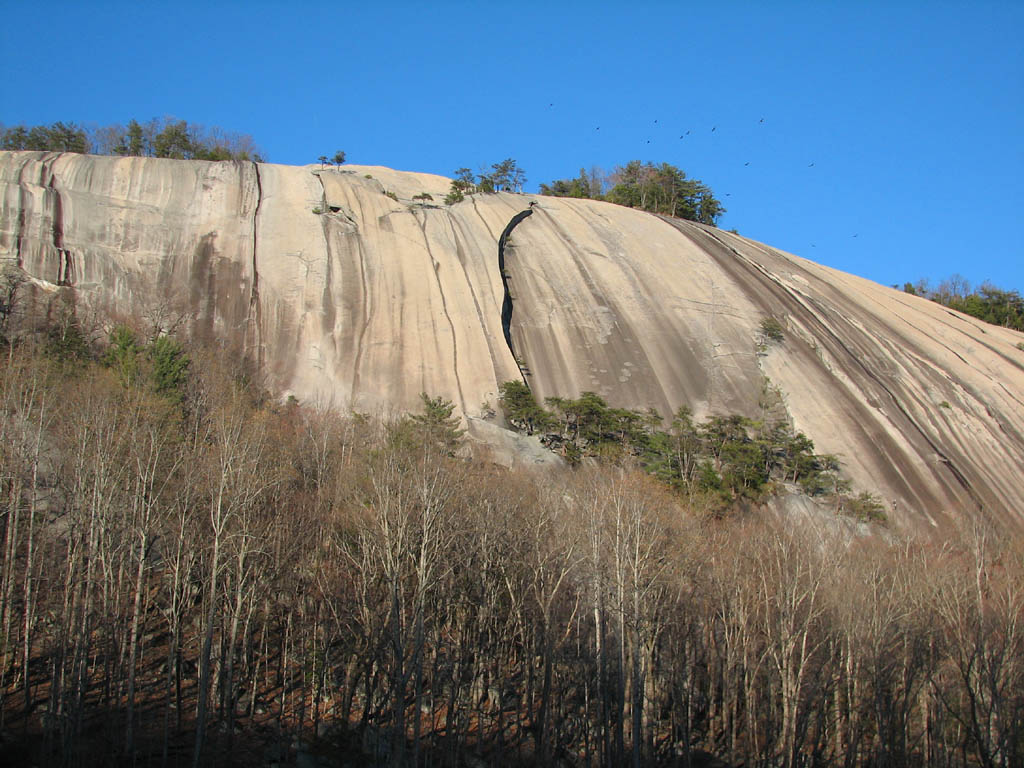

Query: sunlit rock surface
[{"left": 2, "top": 151, "right": 1023, "bottom": 529}]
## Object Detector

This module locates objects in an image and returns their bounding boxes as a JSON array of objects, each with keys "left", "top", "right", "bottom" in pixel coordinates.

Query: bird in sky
[
  {"left": 654, "top": 119, "right": 658, "bottom": 123},
  {"left": 808, "top": 162, "right": 815, "bottom": 167},
  {"left": 711, "top": 126, "right": 717, "bottom": 132},
  {"left": 759, "top": 117, "right": 765, "bottom": 123},
  {"left": 596, "top": 126, "right": 600, "bottom": 130},
  {"left": 744, "top": 162, "right": 750, "bottom": 166}
]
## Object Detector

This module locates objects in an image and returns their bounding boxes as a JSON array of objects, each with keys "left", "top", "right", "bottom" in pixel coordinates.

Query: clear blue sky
[{"left": 4, "top": 1, "right": 1022, "bottom": 291}]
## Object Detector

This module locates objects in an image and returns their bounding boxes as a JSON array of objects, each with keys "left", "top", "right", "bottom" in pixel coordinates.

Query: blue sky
[{"left": 4, "top": 0, "right": 1022, "bottom": 291}]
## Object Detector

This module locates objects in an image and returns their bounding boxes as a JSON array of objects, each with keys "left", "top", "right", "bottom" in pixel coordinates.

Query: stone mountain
[{"left": 2, "top": 151, "right": 1023, "bottom": 530}]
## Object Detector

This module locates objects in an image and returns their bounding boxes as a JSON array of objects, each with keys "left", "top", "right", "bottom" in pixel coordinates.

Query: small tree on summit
[
  {"left": 153, "top": 120, "right": 193, "bottom": 159},
  {"left": 489, "top": 158, "right": 526, "bottom": 193},
  {"left": 332, "top": 150, "right": 346, "bottom": 169},
  {"left": 445, "top": 167, "right": 477, "bottom": 205},
  {"left": 124, "top": 120, "right": 146, "bottom": 156},
  {"left": 318, "top": 155, "right": 328, "bottom": 168}
]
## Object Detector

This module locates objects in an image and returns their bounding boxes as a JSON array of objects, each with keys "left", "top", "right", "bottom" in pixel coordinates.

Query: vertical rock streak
[
  {"left": 692, "top": 224, "right": 984, "bottom": 509},
  {"left": 445, "top": 214, "right": 503, "bottom": 388},
  {"left": 13, "top": 161, "right": 29, "bottom": 268},
  {"left": 43, "top": 159, "right": 72, "bottom": 286},
  {"left": 417, "top": 212, "right": 465, "bottom": 414},
  {"left": 248, "top": 162, "right": 264, "bottom": 367},
  {"left": 497, "top": 208, "right": 533, "bottom": 382},
  {"left": 350, "top": 236, "right": 371, "bottom": 405}
]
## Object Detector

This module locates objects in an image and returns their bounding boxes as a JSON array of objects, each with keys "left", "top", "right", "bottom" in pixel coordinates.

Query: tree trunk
[
  {"left": 192, "top": 504, "right": 222, "bottom": 768},
  {"left": 124, "top": 530, "right": 148, "bottom": 756}
]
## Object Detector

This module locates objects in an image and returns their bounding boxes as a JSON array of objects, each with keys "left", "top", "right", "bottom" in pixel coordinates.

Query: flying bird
[
  {"left": 654, "top": 119, "right": 658, "bottom": 124},
  {"left": 711, "top": 126, "right": 717, "bottom": 132},
  {"left": 744, "top": 162, "right": 750, "bottom": 166},
  {"left": 759, "top": 117, "right": 765, "bottom": 123}
]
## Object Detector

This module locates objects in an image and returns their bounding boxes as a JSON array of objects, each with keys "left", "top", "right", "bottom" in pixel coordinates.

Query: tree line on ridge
[
  {"left": 902, "top": 275, "right": 1024, "bottom": 334},
  {"left": 0, "top": 117, "right": 264, "bottom": 162},
  {"left": 539, "top": 162, "right": 725, "bottom": 226}
]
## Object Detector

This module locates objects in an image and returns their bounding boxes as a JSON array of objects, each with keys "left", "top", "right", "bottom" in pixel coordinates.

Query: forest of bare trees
[{"left": 1, "top": 310, "right": 1022, "bottom": 767}]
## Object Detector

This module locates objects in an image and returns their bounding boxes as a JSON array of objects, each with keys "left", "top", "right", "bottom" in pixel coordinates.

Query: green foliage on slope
[
  {"left": 496, "top": 381, "right": 869, "bottom": 518},
  {"left": 405, "top": 392, "right": 465, "bottom": 455},
  {"left": 101, "top": 326, "right": 190, "bottom": 405}
]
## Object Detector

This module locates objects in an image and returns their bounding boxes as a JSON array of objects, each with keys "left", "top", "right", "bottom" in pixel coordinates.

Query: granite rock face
[{"left": 2, "top": 151, "right": 1023, "bottom": 529}]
